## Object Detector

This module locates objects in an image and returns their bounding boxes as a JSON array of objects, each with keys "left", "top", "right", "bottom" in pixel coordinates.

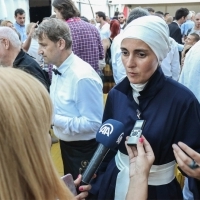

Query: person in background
[
  {"left": 0, "top": 67, "right": 90, "bottom": 200},
  {"left": 80, "top": 16, "right": 89, "bottom": 23},
  {"left": 101, "top": 19, "right": 120, "bottom": 93},
  {"left": 164, "top": 12, "right": 170, "bottom": 22},
  {"left": 106, "top": 16, "right": 111, "bottom": 24},
  {"left": 126, "top": 136, "right": 155, "bottom": 200},
  {"left": 161, "top": 36, "right": 180, "bottom": 81},
  {"left": 26, "top": 22, "right": 43, "bottom": 65},
  {"left": 155, "top": 14, "right": 180, "bottom": 81},
  {"left": 166, "top": 15, "right": 173, "bottom": 24},
  {"left": 146, "top": 7, "right": 155, "bottom": 15},
  {"left": 35, "top": 18, "right": 103, "bottom": 179},
  {"left": 181, "top": 33, "right": 200, "bottom": 68},
  {"left": 187, "top": 12, "right": 200, "bottom": 35},
  {"left": 0, "top": 27, "right": 50, "bottom": 91},
  {"left": 168, "top": 8, "right": 189, "bottom": 44},
  {"left": 1, "top": 20, "right": 21, "bottom": 40},
  {"left": 14, "top": 8, "right": 27, "bottom": 42},
  {"left": 185, "top": 32, "right": 200, "bottom": 46},
  {"left": 1, "top": 20, "right": 14, "bottom": 28},
  {"left": 181, "top": 11, "right": 195, "bottom": 41},
  {"left": 112, "top": 11, "right": 119, "bottom": 20},
  {"left": 90, "top": 18, "right": 96, "bottom": 26},
  {"left": 155, "top": 11, "right": 164, "bottom": 18},
  {"left": 22, "top": 21, "right": 39, "bottom": 52},
  {"left": 118, "top": 12, "right": 126, "bottom": 31},
  {"left": 95, "top": 11, "right": 110, "bottom": 40},
  {"left": 1, "top": 19, "right": 37, "bottom": 52},
  {"left": 52, "top": 0, "right": 104, "bottom": 74},
  {"left": 190, "top": 11, "right": 196, "bottom": 22}
]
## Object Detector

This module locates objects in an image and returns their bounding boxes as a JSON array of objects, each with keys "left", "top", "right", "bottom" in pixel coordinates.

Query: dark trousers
[{"left": 60, "top": 139, "right": 98, "bottom": 179}]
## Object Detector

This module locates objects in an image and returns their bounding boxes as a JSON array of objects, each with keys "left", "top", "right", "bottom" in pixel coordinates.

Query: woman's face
[
  {"left": 53, "top": 7, "right": 63, "bottom": 20},
  {"left": 121, "top": 38, "right": 158, "bottom": 84}
]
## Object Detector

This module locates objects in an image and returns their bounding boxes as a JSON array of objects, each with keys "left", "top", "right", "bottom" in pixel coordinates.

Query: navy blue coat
[{"left": 90, "top": 67, "right": 200, "bottom": 200}]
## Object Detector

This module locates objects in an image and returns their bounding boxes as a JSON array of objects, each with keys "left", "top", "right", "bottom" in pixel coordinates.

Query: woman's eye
[
  {"left": 138, "top": 52, "right": 146, "bottom": 57},
  {"left": 121, "top": 51, "right": 129, "bottom": 56}
]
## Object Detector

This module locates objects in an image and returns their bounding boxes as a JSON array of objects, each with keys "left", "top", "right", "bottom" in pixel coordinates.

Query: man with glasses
[{"left": 118, "top": 12, "right": 126, "bottom": 31}]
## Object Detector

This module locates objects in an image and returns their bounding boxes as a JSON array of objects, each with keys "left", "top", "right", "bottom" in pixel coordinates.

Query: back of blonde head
[{"left": 0, "top": 68, "right": 73, "bottom": 200}]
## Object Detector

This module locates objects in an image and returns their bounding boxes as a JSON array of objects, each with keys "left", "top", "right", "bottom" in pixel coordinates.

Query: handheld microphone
[{"left": 81, "top": 119, "right": 125, "bottom": 185}]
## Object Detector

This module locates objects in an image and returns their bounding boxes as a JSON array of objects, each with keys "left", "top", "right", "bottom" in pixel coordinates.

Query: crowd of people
[{"left": 0, "top": 0, "right": 200, "bottom": 199}]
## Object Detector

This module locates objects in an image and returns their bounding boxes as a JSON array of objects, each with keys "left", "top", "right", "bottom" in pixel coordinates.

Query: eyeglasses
[{"left": 118, "top": 17, "right": 124, "bottom": 19}]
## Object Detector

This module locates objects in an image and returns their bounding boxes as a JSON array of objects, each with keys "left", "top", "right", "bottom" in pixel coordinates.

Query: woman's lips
[{"left": 128, "top": 72, "right": 138, "bottom": 76}]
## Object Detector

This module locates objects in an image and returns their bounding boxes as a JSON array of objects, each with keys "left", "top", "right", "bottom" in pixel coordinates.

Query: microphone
[{"left": 81, "top": 119, "right": 125, "bottom": 185}]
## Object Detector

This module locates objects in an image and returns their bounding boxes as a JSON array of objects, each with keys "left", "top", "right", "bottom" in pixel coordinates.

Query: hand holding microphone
[{"left": 81, "top": 119, "right": 125, "bottom": 185}]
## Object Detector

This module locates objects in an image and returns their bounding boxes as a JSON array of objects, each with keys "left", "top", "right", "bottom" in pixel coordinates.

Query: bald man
[{"left": 0, "top": 27, "right": 50, "bottom": 90}]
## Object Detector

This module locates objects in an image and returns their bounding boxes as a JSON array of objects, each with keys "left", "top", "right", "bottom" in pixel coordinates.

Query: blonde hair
[
  {"left": 0, "top": 68, "right": 73, "bottom": 200},
  {"left": 1, "top": 20, "right": 13, "bottom": 26}
]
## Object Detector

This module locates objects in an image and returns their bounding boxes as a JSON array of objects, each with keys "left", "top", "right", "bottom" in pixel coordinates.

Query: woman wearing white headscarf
[{"left": 88, "top": 16, "right": 200, "bottom": 200}]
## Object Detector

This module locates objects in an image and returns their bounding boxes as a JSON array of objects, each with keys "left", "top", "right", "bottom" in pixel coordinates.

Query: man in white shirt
[
  {"left": 161, "top": 37, "right": 180, "bottom": 80},
  {"left": 13, "top": 8, "right": 27, "bottom": 42},
  {"left": 35, "top": 18, "right": 103, "bottom": 179},
  {"left": 95, "top": 11, "right": 110, "bottom": 40}
]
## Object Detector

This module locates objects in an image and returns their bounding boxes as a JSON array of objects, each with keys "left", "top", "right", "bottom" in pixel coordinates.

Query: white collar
[
  {"left": 130, "top": 82, "right": 147, "bottom": 92},
  {"left": 56, "top": 52, "right": 74, "bottom": 74}
]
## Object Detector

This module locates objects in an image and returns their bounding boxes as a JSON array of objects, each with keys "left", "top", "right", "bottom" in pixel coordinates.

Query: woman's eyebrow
[{"left": 134, "top": 49, "right": 149, "bottom": 52}]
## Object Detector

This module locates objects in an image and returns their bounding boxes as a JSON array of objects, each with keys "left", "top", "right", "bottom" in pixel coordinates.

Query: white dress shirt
[
  {"left": 50, "top": 53, "right": 103, "bottom": 142},
  {"left": 161, "top": 37, "right": 180, "bottom": 81},
  {"left": 111, "top": 33, "right": 126, "bottom": 84},
  {"left": 96, "top": 23, "right": 110, "bottom": 40},
  {"left": 27, "top": 39, "right": 43, "bottom": 65},
  {"left": 179, "top": 40, "right": 200, "bottom": 102}
]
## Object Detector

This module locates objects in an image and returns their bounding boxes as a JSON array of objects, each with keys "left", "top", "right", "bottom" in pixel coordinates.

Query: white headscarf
[{"left": 121, "top": 16, "right": 170, "bottom": 64}]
